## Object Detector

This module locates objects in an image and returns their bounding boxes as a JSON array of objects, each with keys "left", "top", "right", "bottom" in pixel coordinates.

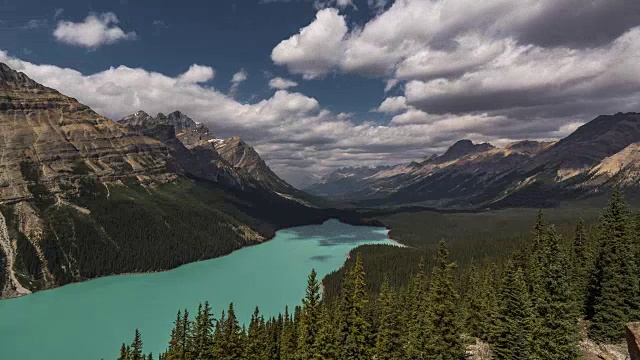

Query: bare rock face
[
  {"left": 120, "top": 111, "right": 299, "bottom": 194},
  {"left": 0, "top": 63, "right": 174, "bottom": 203},
  {"left": 213, "top": 136, "right": 295, "bottom": 193},
  {"left": 628, "top": 323, "right": 640, "bottom": 360}
]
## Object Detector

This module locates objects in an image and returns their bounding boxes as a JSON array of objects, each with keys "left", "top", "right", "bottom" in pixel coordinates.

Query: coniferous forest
[{"left": 115, "top": 191, "right": 640, "bottom": 359}]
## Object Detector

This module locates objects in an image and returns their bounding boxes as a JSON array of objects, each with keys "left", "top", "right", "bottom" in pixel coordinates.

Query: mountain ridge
[{"left": 307, "top": 113, "right": 640, "bottom": 208}]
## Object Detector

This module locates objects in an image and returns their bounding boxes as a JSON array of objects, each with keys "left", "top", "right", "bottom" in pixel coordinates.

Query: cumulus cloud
[
  {"left": 376, "top": 96, "right": 407, "bottom": 114},
  {"left": 178, "top": 64, "right": 215, "bottom": 84},
  {"left": 271, "top": 8, "right": 347, "bottom": 79},
  {"left": 53, "top": 12, "right": 136, "bottom": 49},
  {"left": 2, "top": 50, "right": 580, "bottom": 186},
  {"left": 269, "top": 77, "right": 299, "bottom": 90},
  {"left": 229, "top": 69, "right": 248, "bottom": 96},
  {"left": 269, "top": 0, "right": 640, "bottom": 176}
]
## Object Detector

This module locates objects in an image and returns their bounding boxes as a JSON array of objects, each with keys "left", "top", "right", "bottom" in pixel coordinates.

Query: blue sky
[
  {"left": 0, "top": 0, "right": 390, "bottom": 118},
  {"left": 0, "top": 0, "right": 639, "bottom": 187}
]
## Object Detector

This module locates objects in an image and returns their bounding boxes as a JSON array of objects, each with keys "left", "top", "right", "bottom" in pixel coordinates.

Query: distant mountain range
[
  {"left": 0, "top": 62, "right": 331, "bottom": 299},
  {"left": 306, "top": 112, "right": 640, "bottom": 208}
]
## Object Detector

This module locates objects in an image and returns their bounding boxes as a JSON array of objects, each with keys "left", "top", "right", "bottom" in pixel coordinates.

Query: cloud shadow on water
[
  {"left": 310, "top": 255, "right": 332, "bottom": 262},
  {"left": 286, "top": 219, "right": 388, "bottom": 247}
]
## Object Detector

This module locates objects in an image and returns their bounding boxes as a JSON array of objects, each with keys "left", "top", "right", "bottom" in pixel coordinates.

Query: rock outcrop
[
  {"left": 0, "top": 63, "right": 174, "bottom": 203},
  {"left": 628, "top": 323, "right": 640, "bottom": 360}
]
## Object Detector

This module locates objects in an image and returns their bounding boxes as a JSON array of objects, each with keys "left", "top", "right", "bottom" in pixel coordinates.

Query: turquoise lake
[{"left": 0, "top": 220, "right": 395, "bottom": 360}]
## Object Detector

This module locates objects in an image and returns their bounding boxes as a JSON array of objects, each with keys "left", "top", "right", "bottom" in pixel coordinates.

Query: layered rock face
[
  {"left": 0, "top": 63, "right": 173, "bottom": 203},
  {"left": 119, "top": 111, "right": 298, "bottom": 195}
]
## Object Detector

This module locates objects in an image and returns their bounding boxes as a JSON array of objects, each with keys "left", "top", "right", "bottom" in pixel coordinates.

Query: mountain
[
  {"left": 435, "top": 139, "right": 495, "bottom": 163},
  {"left": 0, "top": 63, "right": 173, "bottom": 204},
  {"left": 0, "top": 63, "right": 335, "bottom": 299},
  {"left": 307, "top": 113, "right": 640, "bottom": 208},
  {"left": 118, "top": 111, "right": 303, "bottom": 197}
]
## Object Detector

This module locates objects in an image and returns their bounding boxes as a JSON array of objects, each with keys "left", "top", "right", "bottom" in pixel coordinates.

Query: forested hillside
[{"left": 114, "top": 192, "right": 640, "bottom": 359}]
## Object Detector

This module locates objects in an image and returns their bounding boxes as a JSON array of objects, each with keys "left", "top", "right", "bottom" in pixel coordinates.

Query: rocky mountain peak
[
  {"left": 532, "top": 112, "right": 640, "bottom": 170},
  {"left": 0, "top": 63, "right": 36, "bottom": 86},
  {"left": 506, "top": 140, "right": 555, "bottom": 155},
  {"left": 437, "top": 139, "right": 495, "bottom": 163}
]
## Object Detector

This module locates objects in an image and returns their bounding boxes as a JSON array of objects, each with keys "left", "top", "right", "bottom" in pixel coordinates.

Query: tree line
[{"left": 115, "top": 191, "right": 640, "bottom": 359}]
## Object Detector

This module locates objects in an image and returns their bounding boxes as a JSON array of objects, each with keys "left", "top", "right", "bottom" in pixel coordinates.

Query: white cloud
[
  {"left": 269, "top": 77, "right": 299, "bottom": 90},
  {"left": 0, "top": 48, "right": 633, "bottom": 186},
  {"left": 53, "top": 12, "right": 136, "bottom": 49},
  {"left": 376, "top": 96, "right": 407, "bottom": 114},
  {"left": 229, "top": 69, "right": 248, "bottom": 96},
  {"left": 271, "top": 8, "right": 347, "bottom": 79},
  {"left": 177, "top": 64, "right": 215, "bottom": 84}
]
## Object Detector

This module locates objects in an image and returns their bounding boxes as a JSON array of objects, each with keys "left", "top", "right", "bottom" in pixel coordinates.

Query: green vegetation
[
  {"left": 1, "top": 178, "right": 349, "bottom": 292},
  {"left": 114, "top": 192, "right": 640, "bottom": 359}
]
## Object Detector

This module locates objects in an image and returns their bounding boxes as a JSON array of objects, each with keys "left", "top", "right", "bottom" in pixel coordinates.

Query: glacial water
[{"left": 0, "top": 220, "right": 396, "bottom": 360}]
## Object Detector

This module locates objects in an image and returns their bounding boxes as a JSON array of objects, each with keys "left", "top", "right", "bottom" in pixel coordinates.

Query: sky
[{"left": 0, "top": 0, "right": 639, "bottom": 187}]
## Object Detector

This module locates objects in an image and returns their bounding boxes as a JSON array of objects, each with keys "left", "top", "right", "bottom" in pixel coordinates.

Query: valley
[
  {"left": 1, "top": 60, "right": 640, "bottom": 360},
  {"left": 0, "top": 220, "right": 397, "bottom": 359}
]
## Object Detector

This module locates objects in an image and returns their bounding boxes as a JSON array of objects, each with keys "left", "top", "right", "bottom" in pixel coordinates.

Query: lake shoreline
[{"left": 0, "top": 217, "right": 398, "bottom": 302}]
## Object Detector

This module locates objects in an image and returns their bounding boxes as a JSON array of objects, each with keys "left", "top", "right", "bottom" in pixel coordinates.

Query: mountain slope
[
  {"left": 118, "top": 111, "right": 302, "bottom": 197},
  {"left": 0, "top": 63, "right": 173, "bottom": 204},
  {"left": 0, "top": 62, "right": 335, "bottom": 299},
  {"left": 307, "top": 113, "right": 640, "bottom": 208}
]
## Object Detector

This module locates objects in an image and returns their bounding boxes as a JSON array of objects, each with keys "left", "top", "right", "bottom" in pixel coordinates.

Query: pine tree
[
  {"left": 533, "top": 227, "right": 579, "bottom": 359},
  {"left": 492, "top": 264, "right": 536, "bottom": 360},
  {"left": 192, "top": 302, "right": 214, "bottom": 359},
  {"left": 279, "top": 306, "right": 297, "bottom": 360},
  {"left": 246, "top": 307, "right": 267, "bottom": 360},
  {"left": 296, "top": 269, "right": 321, "bottom": 360},
  {"left": 589, "top": 191, "right": 640, "bottom": 342},
  {"left": 427, "top": 241, "right": 464, "bottom": 360},
  {"left": 118, "top": 343, "right": 129, "bottom": 360},
  {"left": 335, "top": 264, "right": 354, "bottom": 351},
  {"left": 465, "top": 265, "right": 492, "bottom": 340},
  {"left": 572, "top": 218, "right": 589, "bottom": 316},
  {"left": 405, "top": 258, "right": 429, "bottom": 360},
  {"left": 312, "top": 304, "right": 338, "bottom": 360},
  {"left": 341, "top": 254, "right": 371, "bottom": 360},
  {"left": 219, "top": 303, "right": 245, "bottom": 360},
  {"left": 165, "top": 310, "right": 184, "bottom": 360},
  {"left": 130, "top": 329, "right": 144, "bottom": 360},
  {"left": 375, "top": 278, "right": 403, "bottom": 360}
]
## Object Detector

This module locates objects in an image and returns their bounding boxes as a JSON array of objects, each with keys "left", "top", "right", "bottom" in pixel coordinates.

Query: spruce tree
[
  {"left": 118, "top": 343, "right": 129, "bottom": 360},
  {"left": 296, "top": 269, "right": 321, "bottom": 360},
  {"left": 222, "top": 303, "right": 245, "bottom": 360},
  {"left": 312, "top": 304, "right": 338, "bottom": 360},
  {"left": 375, "top": 278, "right": 403, "bottom": 360},
  {"left": 589, "top": 191, "right": 640, "bottom": 342},
  {"left": 335, "top": 264, "right": 354, "bottom": 351},
  {"left": 426, "top": 241, "right": 464, "bottom": 360},
  {"left": 246, "top": 307, "right": 267, "bottom": 360},
  {"left": 405, "top": 258, "right": 429, "bottom": 360},
  {"left": 279, "top": 306, "right": 297, "bottom": 360},
  {"left": 465, "top": 265, "right": 492, "bottom": 340},
  {"left": 192, "top": 302, "right": 214, "bottom": 359},
  {"left": 341, "top": 254, "right": 371, "bottom": 360},
  {"left": 533, "top": 227, "right": 579, "bottom": 359},
  {"left": 492, "top": 264, "right": 536, "bottom": 360},
  {"left": 572, "top": 218, "right": 589, "bottom": 316},
  {"left": 165, "top": 310, "right": 184, "bottom": 360},
  {"left": 130, "top": 329, "right": 144, "bottom": 360}
]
